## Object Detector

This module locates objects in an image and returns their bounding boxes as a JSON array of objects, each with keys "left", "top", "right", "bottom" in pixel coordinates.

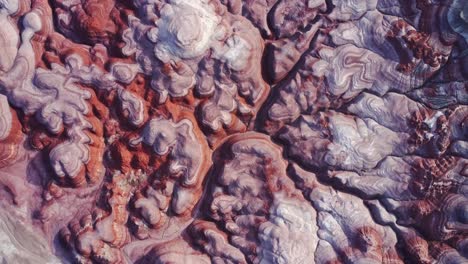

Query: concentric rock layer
[{"left": 0, "top": 0, "right": 467, "bottom": 263}]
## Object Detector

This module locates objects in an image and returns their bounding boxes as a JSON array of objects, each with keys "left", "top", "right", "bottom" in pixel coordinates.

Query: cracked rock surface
[{"left": 0, "top": 0, "right": 467, "bottom": 263}]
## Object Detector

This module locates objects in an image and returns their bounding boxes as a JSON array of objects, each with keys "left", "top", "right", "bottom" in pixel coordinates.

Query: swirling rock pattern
[
  {"left": 0, "top": 0, "right": 466, "bottom": 263},
  {"left": 0, "top": 95, "right": 12, "bottom": 141}
]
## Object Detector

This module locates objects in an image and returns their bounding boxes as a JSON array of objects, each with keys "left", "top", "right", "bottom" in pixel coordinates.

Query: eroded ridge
[{"left": 0, "top": 0, "right": 466, "bottom": 263}]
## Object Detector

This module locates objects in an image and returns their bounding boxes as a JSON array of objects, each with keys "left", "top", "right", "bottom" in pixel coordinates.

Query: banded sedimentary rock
[
  {"left": 122, "top": 0, "right": 269, "bottom": 146},
  {"left": 0, "top": 0, "right": 466, "bottom": 263}
]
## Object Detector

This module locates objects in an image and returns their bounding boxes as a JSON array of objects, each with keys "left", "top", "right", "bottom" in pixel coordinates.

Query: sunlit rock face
[
  {"left": 122, "top": 0, "right": 269, "bottom": 146},
  {"left": 0, "top": 0, "right": 467, "bottom": 263},
  {"left": 153, "top": 0, "right": 220, "bottom": 61}
]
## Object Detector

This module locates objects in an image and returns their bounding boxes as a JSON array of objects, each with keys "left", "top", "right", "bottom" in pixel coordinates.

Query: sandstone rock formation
[{"left": 0, "top": 0, "right": 466, "bottom": 263}]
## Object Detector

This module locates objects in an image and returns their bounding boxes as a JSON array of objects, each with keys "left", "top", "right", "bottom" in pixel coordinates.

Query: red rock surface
[{"left": 0, "top": 0, "right": 467, "bottom": 263}]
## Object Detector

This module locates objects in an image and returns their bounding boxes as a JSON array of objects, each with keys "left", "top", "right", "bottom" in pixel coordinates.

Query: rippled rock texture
[{"left": 0, "top": 0, "right": 467, "bottom": 263}]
